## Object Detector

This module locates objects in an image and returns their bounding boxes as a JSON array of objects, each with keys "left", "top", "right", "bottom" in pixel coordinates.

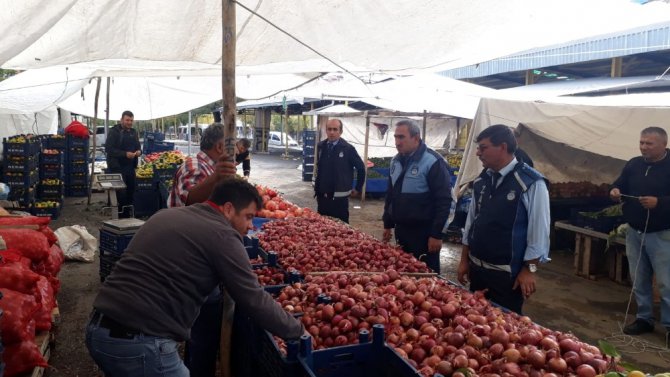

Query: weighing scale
[{"left": 93, "top": 174, "right": 128, "bottom": 219}]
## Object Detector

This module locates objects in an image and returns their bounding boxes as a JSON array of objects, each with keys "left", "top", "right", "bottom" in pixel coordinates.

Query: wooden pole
[
  {"left": 220, "top": 1, "right": 236, "bottom": 377},
  {"left": 87, "top": 77, "right": 102, "bottom": 205},
  {"left": 361, "top": 111, "right": 370, "bottom": 202},
  {"left": 422, "top": 110, "right": 427, "bottom": 140}
]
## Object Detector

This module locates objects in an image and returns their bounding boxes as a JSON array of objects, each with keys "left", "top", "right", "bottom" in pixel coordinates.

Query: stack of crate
[
  {"left": 2, "top": 135, "right": 40, "bottom": 211},
  {"left": 302, "top": 130, "right": 316, "bottom": 182},
  {"left": 64, "top": 135, "right": 90, "bottom": 197},
  {"left": 35, "top": 147, "right": 65, "bottom": 219},
  {"left": 98, "top": 218, "right": 144, "bottom": 282}
]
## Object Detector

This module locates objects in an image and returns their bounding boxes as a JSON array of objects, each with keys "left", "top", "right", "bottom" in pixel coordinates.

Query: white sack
[{"left": 54, "top": 225, "right": 97, "bottom": 262}]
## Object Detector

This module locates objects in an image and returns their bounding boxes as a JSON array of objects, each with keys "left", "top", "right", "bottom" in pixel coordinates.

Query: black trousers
[
  {"left": 395, "top": 225, "right": 440, "bottom": 273},
  {"left": 107, "top": 166, "right": 135, "bottom": 217},
  {"left": 184, "top": 299, "right": 223, "bottom": 377},
  {"left": 317, "top": 196, "right": 349, "bottom": 223},
  {"left": 468, "top": 262, "right": 523, "bottom": 314}
]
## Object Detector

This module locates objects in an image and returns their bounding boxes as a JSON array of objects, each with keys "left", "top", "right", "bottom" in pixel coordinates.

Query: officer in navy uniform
[
  {"left": 105, "top": 110, "right": 141, "bottom": 218},
  {"left": 314, "top": 118, "right": 366, "bottom": 223},
  {"left": 458, "top": 124, "right": 550, "bottom": 314},
  {"left": 382, "top": 119, "right": 452, "bottom": 273}
]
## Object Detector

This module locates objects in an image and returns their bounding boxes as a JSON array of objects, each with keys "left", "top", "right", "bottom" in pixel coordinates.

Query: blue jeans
[
  {"left": 626, "top": 227, "right": 670, "bottom": 328},
  {"left": 85, "top": 312, "right": 189, "bottom": 377}
]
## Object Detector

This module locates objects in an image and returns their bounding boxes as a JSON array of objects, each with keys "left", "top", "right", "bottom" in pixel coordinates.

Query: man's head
[
  {"left": 209, "top": 177, "right": 262, "bottom": 236},
  {"left": 236, "top": 138, "right": 251, "bottom": 154},
  {"left": 394, "top": 119, "right": 422, "bottom": 155},
  {"left": 475, "top": 124, "right": 517, "bottom": 171},
  {"left": 326, "top": 119, "right": 343, "bottom": 143},
  {"left": 640, "top": 127, "right": 668, "bottom": 162},
  {"left": 121, "top": 110, "right": 134, "bottom": 130},
  {"left": 200, "top": 123, "right": 226, "bottom": 159}
]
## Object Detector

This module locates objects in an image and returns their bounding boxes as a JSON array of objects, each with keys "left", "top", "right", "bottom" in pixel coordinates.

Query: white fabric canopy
[
  {"left": 2, "top": 0, "right": 669, "bottom": 75},
  {"left": 458, "top": 96, "right": 670, "bottom": 186}
]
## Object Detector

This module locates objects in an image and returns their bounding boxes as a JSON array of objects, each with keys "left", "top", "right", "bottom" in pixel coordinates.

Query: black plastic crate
[
  {"left": 99, "top": 253, "right": 122, "bottom": 282},
  {"left": 153, "top": 167, "right": 177, "bottom": 182},
  {"left": 65, "top": 184, "right": 89, "bottom": 197},
  {"left": 99, "top": 228, "right": 135, "bottom": 256},
  {"left": 39, "top": 151, "right": 63, "bottom": 165},
  {"left": 66, "top": 148, "right": 89, "bottom": 161},
  {"left": 7, "top": 185, "right": 35, "bottom": 205},
  {"left": 3, "top": 170, "right": 38, "bottom": 187},
  {"left": 65, "top": 161, "right": 89, "bottom": 173},
  {"left": 31, "top": 201, "right": 62, "bottom": 219},
  {"left": 45, "top": 135, "right": 67, "bottom": 149},
  {"left": 133, "top": 189, "right": 161, "bottom": 217},
  {"left": 65, "top": 172, "right": 89, "bottom": 186},
  {"left": 66, "top": 135, "right": 90, "bottom": 148},
  {"left": 39, "top": 165, "right": 64, "bottom": 179},
  {"left": 38, "top": 181, "right": 64, "bottom": 197},
  {"left": 2, "top": 155, "right": 37, "bottom": 173},
  {"left": 135, "top": 177, "right": 156, "bottom": 191},
  {"left": 2, "top": 137, "right": 41, "bottom": 156}
]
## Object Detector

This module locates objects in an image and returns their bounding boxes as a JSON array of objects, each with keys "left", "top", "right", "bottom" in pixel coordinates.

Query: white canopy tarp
[
  {"left": 2, "top": 0, "right": 670, "bottom": 75},
  {"left": 499, "top": 76, "right": 670, "bottom": 98},
  {"left": 458, "top": 96, "right": 670, "bottom": 186}
]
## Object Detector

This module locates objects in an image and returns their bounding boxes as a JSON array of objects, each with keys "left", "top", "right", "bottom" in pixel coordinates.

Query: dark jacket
[
  {"left": 383, "top": 142, "right": 452, "bottom": 239},
  {"left": 314, "top": 138, "right": 366, "bottom": 196},
  {"left": 236, "top": 150, "right": 251, "bottom": 177},
  {"left": 105, "top": 124, "right": 141, "bottom": 170},
  {"left": 611, "top": 149, "right": 670, "bottom": 232}
]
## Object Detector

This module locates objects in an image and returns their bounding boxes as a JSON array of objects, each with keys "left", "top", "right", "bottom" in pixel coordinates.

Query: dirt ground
[{"left": 42, "top": 152, "right": 669, "bottom": 376}]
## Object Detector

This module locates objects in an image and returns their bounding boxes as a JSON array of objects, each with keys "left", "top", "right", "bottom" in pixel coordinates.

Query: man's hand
[
  {"left": 457, "top": 258, "right": 469, "bottom": 285},
  {"left": 609, "top": 188, "right": 621, "bottom": 202},
  {"left": 512, "top": 268, "right": 537, "bottom": 299},
  {"left": 639, "top": 196, "right": 658, "bottom": 209},
  {"left": 350, "top": 190, "right": 360, "bottom": 199},
  {"left": 427, "top": 237, "right": 442, "bottom": 253},
  {"left": 213, "top": 154, "right": 237, "bottom": 180},
  {"left": 382, "top": 228, "right": 392, "bottom": 243},
  {"left": 125, "top": 151, "right": 136, "bottom": 159}
]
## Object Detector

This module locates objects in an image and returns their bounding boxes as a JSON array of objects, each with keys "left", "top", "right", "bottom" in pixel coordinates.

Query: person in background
[
  {"left": 458, "top": 124, "right": 550, "bottom": 314},
  {"left": 382, "top": 119, "right": 452, "bottom": 273},
  {"left": 610, "top": 126, "right": 670, "bottom": 343},
  {"left": 167, "top": 123, "right": 237, "bottom": 376},
  {"left": 105, "top": 110, "right": 141, "bottom": 218},
  {"left": 513, "top": 126, "right": 535, "bottom": 167},
  {"left": 314, "top": 118, "right": 366, "bottom": 223},
  {"left": 86, "top": 178, "right": 303, "bottom": 377},
  {"left": 235, "top": 138, "right": 252, "bottom": 179}
]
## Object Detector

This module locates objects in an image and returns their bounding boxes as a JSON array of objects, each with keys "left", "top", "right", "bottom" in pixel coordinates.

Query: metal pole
[
  {"left": 187, "top": 111, "right": 192, "bottom": 155},
  {"left": 87, "top": 77, "right": 102, "bottom": 205},
  {"left": 283, "top": 106, "right": 289, "bottom": 159},
  {"left": 362, "top": 111, "right": 370, "bottom": 202},
  {"left": 422, "top": 110, "right": 427, "bottom": 140}
]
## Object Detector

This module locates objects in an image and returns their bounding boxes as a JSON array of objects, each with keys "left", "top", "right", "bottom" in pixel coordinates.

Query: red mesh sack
[
  {"left": 0, "top": 216, "right": 50, "bottom": 227},
  {"left": 45, "top": 244, "right": 64, "bottom": 276},
  {"left": 0, "top": 288, "right": 39, "bottom": 343},
  {"left": 2, "top": 340, "right": 49, "bottom": 377},
  {"left": 33, "top": 276, "right": 55, "bottom": 331},
  {"left": 0, "top": 249, "right": 32, "bottom": 269},
  {"left": 64, "top": 120, "right": 90, "bottom": 138},
  {"left": 0, "top": 228, "right": 50, "bottom": 262},
  {"left": 39, "top": 226, "right": 58, "bottom": 246},
  {"left": 0, "top": 264, "right": 40, "bottom": 294}
]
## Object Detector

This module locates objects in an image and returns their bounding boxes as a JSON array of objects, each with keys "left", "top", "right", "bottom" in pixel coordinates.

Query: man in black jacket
[
  {"left": 105, "top": 110, "right": 141, "bottom": 218},
  {"left": 314, "top": 119, "right": 366, "bottom": 223},
  {"left": 610, "top": 126, "right": 670, "bottom": 341}
]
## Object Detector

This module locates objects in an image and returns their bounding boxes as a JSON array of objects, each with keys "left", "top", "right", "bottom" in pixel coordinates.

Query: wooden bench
[{"left": 554, "top": 220, "right": 626, "bottom": 281}]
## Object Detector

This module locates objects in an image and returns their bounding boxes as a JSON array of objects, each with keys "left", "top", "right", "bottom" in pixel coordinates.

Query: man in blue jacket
[
  {"left": 382, "top": 119, "right": 452, "bottom": 273},
  {"left": 314, "top": 118, "right": 366, "bottom": 223},
  {"left": 458, "top": 124, "right": 550, "bottom": 314}
]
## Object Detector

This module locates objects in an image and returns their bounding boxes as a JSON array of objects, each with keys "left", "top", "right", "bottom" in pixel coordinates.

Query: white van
[{"left": 268, "top": 131, "right": 299, "bottom": 148}]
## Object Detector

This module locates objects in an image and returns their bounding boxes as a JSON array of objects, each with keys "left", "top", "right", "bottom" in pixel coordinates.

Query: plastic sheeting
[
  {"left": 458, "top": 97, "right": 670, "bottom": 186},
  {"left": 2, "top": 0, "right": 670, "bottom": 75}
]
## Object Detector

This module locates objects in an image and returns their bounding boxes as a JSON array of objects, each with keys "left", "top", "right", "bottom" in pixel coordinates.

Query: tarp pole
[
  {"left": 187, "top": 111, "right": 192, "bottom": 155},
  {"left": 422, "top": 110, "right": 427, "bottom": 140},
  {"left": 87, "top": 77, "right": 101, "bottom": 205},
  {"left": 283, "top": 106, "right": 289, "bottom": 159},
  {"left": 104, "top": 77, "right": 110, "bottom": 143},
  {"left": 220, "top": 1, "right": 236, "bottom": 376},
  {"left": 362, "top": 111, "right": 370, "bottom": 202}
]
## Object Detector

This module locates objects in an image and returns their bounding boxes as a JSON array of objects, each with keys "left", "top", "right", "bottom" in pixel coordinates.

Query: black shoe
[{"left": 623, "top": 319, "right": 654, "bottom": 335}]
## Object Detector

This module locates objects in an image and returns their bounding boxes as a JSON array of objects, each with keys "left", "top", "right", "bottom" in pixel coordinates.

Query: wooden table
[{"left": 554, "top": 220, "right": 627, "bottom": 281}]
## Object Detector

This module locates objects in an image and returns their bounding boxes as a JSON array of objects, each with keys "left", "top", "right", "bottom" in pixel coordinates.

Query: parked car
[{"left": 268, "top": 131, "right": 299, "bottom": 148}]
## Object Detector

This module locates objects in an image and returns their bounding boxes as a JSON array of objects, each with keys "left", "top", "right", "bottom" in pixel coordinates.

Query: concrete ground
[{"left": 43, "top": 151, "right": 669, "bottom": 376}]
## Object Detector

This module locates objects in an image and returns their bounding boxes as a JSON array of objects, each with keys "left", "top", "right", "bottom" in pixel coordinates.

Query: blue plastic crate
[
  {"left": 99, "top": 253, "right": 121, "bottom": 282},
  {"left": 66, "top": 135, "right": 90, "bottom": 148},
  {"left": 99, "top": 228, "right": 135, "bottom": 255},
  {"left": 31, "top": 201, "right": 62, "bottom": 219},
  {"left": 2, "top": 138, "right": 41, "bottom": 156},
  {"left": 3, "top": 155, "right": 37, "bottom": 173},
  {"left": 299, "top": 325, "right": 418, "bottom": 377},
  {"left": 39, "top": 165, "right": 64, "bottom": 180},
  {"left": 66, "top": 148, "right": 88, "bottom": 161},
  {"left": 302, "top": 172, "right": 314, "bottom": 182},
  {"left": 353, "top": 178, "right": 387, "bottom": 194},
  {"left": 65, "top": 184, "right": 89, "bottom": 197},
  {"left": 65, "top": 172, "right": 89, "bottom": 186},
  {"left": 39, "top": 151, "right": 63, "bottom": 165},
  {"left": 45, "top": 135, "right": 67, "bottom": 150},
  {"left": 7, "top": 185, "right": 36, "bottom": 205},
  {"left": 370, "top": 167, "right": 390, "bottom": 177},
  {"left": 153, "top": 167, "right": 177, "bottom": 182},
  {"left": 3, "top": 170, "right": 38, "bottom": 187},
  {"left": 133, "top": 189, "right": 161, "bottom": 217},
  {"left": 135, "top": 177, "right": 157, "bottom": 191},
  {"left": 38, "top": 182, "right": 64, "bottom": 197}
]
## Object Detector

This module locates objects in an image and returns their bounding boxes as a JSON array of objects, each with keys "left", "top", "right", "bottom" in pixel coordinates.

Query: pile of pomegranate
[{"left": 276, "top": 272, "right": 612, "bottom": 377}]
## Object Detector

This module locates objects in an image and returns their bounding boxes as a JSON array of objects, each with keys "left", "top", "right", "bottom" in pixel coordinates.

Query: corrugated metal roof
[{"left": 441, "top": 22, "right": 670, "bottom": 79}]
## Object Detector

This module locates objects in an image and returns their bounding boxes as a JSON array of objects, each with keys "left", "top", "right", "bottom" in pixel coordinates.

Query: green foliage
[{"left": 0, "top": 69, "right": 17, "bottom": 82}]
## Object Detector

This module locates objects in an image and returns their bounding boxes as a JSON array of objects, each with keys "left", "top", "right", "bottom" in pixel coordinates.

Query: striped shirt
[{"left": 167, "top": 151, "right": 216, "bottom": 208}]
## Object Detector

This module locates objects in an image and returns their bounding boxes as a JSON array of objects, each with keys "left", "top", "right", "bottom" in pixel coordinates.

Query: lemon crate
[
  {"left": 39, "top": 151, "right": 63, "bottom": 165},
  {"left": 3, "top": 170, "right": 38, "bottom": 187},
  {"left": 2, "top": 138, "right": 41, "bottom": 156},
  {"left": 298, "top": 325, "right": 418, "bottom": 377},
  {"left": 44, "top": 135, "right": 67, "bottom": 149},
  {"left": 31, "top": 200, "right": 62, "bottom": 219},
  {"left": 2, "top": 155, "right": 37, "bottom": 173},
  {"left": 39, "top": 165, "right": 64, "bottom": 180},
  {"left": 38, "top": 181, "right": 64, "bottom": 197}
]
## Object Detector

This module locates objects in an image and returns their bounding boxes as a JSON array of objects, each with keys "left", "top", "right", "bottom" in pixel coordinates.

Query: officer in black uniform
[
  {"left": 314, "top": 118, "right": 366, "bottom": 223},
  {"left": 105, "top": 110, "right": 141, "bottom": 218}
]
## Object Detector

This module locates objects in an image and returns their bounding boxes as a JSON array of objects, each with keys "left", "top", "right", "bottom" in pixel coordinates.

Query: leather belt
[
  {"left": 91, "top": 309, "right": 142, "bottom": 339},
  {"left": 469, "top": 254, "right": 512, "bottom": 273}
]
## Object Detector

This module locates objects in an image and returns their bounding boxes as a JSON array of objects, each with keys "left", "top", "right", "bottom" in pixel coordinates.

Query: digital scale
[{"left": 93, "top": 174, "right": 128, "bottom": 219}]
